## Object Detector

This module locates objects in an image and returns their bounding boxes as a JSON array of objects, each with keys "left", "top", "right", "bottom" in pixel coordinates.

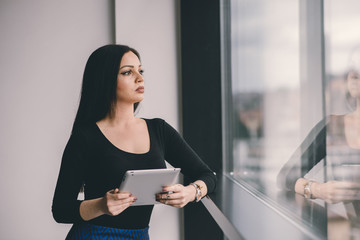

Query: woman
[
  {"left": 52, "top": 45, "right": 217, "bottom": 239},
  {"left": 277, "top": 48, "right": 360, "bottom": 214}
]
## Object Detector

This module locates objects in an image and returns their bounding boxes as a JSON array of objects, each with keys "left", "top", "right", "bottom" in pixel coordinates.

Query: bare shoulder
[
  {"left": 135, "top": 117, "right": 147, "bottom": 125},
  {"left": 134, "top": 118, "right": 149, "bottom": 132}
]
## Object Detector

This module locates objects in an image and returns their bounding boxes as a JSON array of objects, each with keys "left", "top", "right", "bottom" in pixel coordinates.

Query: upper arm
[{"left": 52, "top": 130, "right": 86, "bottom": 223}]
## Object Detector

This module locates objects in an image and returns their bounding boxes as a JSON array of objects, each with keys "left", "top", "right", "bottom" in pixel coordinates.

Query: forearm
[{"left": 79, "top": 197, "right": 105, "bottom": 221}]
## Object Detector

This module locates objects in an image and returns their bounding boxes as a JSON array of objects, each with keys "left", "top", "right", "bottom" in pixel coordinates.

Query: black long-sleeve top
[
  {"left": 276, "top": 118, "right": 327, "bottom": 191},
  {"left": 277, "top": 115, "right": 360, "bottom": 191},
  {"left": 52, "top": 118, "right": 216, "bottom": 229}
]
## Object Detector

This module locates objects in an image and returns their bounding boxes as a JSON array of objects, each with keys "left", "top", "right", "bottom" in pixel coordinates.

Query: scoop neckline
[{"left": 94, "top": 118, "right": 152, "bottom": 155}]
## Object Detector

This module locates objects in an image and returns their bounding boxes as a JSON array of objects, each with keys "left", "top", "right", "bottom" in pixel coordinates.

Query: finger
[
  {"left": 155, "top": 193, "right": 166, "bottom": 201},
  {"left": 156, "top": 193, "right": 181, "bottom": 202},
  {"left": 109, "top": 188, "right": 121, "bottom": 194},
  {"left": 158, "top": 198, "right": 184, "bottom": 207},
  {"left": 110, "top": 201, "right": 136, "bottom": 215},
  {"left": 325, "top": 189, "right": 360, "bottom": 203},
  {"left": 157, "top": 193, "right": 181, "bottom": 203},
  {"left": 332, "top": 187, "right": 360, "bottom": 195},
  {"left": 118, "top": 196, "right": 137, "bottom": 203},
  {"left": 163, "top": 184, "right": 183, "bottom": 193},
  {"left": 110, "top": 196, "right": 137, "bottom": 207},
  {"left": 345, "top": 182, "right": 360, "bottom": 189},
  {"left": 111, "top": 192, "right": 133, "bottom": 200},
  {"left": 339, "top": 189, "right": 360, "bottom": 198},
  {"left": 334, "top": 181, "right": 360, "bottom": 189},
  {"left": 172, "top": 205, "right": 184, "bottom": 208},
  {"left": 108, "top": 188, "right": 131, "bottom": 195},
  {"left": 107, "top": 193, "right": 136, "bottom": 205},
  {"left": 156, "top": 191, "right": 176, "bottom": 201},
  {"left": 158, "top": 199, "right": 171, "bottom": 205},
  {"left": 165, "top": 192, "right": 182, "bottom": 200}
]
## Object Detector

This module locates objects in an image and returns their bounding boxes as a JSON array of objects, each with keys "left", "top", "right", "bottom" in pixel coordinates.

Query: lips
[{"left": 136, "top": 86, "right": 145, "bottom": 93}]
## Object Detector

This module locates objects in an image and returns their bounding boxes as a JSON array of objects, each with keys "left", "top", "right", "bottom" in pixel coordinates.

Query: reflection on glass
[
  {"left": 322, "top": 1, "right": 360, "bottom": 238},
  {"left": 228, "top": 0, "right": 360, "bottom": 238},
  {"left": 325, "top": 48, "right": 360, "bottom": 239},
  {"left": 278, "top": 48, "right": 360, "bottom": 239}
]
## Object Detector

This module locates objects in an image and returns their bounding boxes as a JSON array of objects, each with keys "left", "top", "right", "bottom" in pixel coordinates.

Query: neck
[
  {"left": 354, "top": 99, "right": 360, "bottom": 116},
  {"left": 103, "top": 102, "right": 137, "bottom": 126}
]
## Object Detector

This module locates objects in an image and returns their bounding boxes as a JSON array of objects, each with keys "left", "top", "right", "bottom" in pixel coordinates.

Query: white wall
[
  {"left": 0, "top": 0, "right": 181, "bottom": 239},
  {"left": 1, "top": 0, "right": 113, "bottom": 239},
  {"left": 115, "top": 1, "right": 181, "bottom": 239},
  {"left": 115, "top": 0, "right": 180, "bottom": 128}
]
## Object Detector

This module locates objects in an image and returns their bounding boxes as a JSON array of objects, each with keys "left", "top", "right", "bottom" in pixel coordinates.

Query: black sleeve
[
  {"left": 52, "top": 129, "right": 86, "bottom": 223},
  {"left": 161, "top": 120, "right": 217, "bottom": 193},
  {"left": 277, "top": 118, "right": 327, "bottom": 191}
]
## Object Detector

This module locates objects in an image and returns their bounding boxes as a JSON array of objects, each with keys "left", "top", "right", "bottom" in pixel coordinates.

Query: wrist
[
  {"left": 303, "top": 180, "right": 317, "bottom": 199},
  {"left": 186, "top": 185, "right": 197, "bottom": 202},
  {"left": 98, "top": 196, "right": 107, "bottom": 215},
  {"left": 295, "top": 178, "right": 307, "bottom": 195},
  {"left": 190, "top": 183, "right": 202, "bottom": 202},
  {"left": 310, "top": 181, "right": 319, "bottom": 199},
  {"left": 80, "top": 198, "right": 105, "bottom": 221}
]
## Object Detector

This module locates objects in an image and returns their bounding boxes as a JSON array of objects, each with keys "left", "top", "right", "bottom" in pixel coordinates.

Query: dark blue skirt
[{"left": 66, "top": 223, "right": 150, "bottom": 240}]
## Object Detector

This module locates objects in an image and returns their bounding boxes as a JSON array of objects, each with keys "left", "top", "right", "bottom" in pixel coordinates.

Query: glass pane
[
  {"left": 227, "top": 0, "right": 360, "bottom": 238},
  {"left": 324, "top": 1, "right": 360, "bottom": 238},
  {"left": 230, "top": 0, "right": 302, "bottom": 197}
]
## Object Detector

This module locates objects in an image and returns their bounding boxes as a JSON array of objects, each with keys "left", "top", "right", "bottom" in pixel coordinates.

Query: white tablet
[{"left": 119, "top": 168, "right": 181, "bottom": 206}]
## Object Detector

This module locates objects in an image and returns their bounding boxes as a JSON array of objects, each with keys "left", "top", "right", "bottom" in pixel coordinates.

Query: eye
[
  {"left": 139, "top": 69, "right": 144, "bottom": 75},
  {"left": 120, "top": 70, "right": 132, "bottom": 76}
]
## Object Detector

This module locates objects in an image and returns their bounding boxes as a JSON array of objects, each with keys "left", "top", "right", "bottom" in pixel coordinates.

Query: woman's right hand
[
  {"left": 101, "top": 188, "right": 137, "bottom": 216},
  {"left": 312, "top": 181, "right": 360, "bottom": 204}
]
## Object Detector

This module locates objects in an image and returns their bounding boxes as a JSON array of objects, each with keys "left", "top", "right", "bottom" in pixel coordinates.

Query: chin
[
  {"left": 135, "top": 97, "right": 144, "bottom": 102},
  {"left": 349, "top": 91, "right": 360, "bottom": 98}
]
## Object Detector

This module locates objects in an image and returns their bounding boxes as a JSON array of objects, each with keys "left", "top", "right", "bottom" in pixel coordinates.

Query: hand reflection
[{"left": 312, "top": 181, "right": 360, "bottom": 204}]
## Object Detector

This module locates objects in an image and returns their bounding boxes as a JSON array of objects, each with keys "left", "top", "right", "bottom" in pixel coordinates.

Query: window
[{"left": 223, "top": 0, "right": 360, "bottom": 238}]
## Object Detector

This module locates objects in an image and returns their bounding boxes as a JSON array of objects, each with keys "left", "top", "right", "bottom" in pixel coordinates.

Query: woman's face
[
  {"left": 116, "top": 51, "right": 144, "bottom": 104},
  {"left": 347, "top": 70, "right": 360, "bottom": 98}
]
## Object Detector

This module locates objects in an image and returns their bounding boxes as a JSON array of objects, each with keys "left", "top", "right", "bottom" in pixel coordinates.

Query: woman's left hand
[{"left": 156, "top": 184, "right": 196, "bottom": 208}]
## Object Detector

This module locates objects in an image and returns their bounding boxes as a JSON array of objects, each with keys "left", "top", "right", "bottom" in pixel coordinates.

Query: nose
[{"left": 135, "top": 71, "right": 144, "bottom": 83}]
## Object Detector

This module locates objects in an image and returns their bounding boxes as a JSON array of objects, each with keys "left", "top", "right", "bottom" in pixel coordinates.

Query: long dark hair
[{"left": 72, "top": 44, "right": 141, "bottom": 132}]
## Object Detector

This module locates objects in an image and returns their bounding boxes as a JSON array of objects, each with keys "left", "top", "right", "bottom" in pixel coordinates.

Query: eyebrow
[{"left": 119, "top": 64, "right": 142, "bottom": 70}]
